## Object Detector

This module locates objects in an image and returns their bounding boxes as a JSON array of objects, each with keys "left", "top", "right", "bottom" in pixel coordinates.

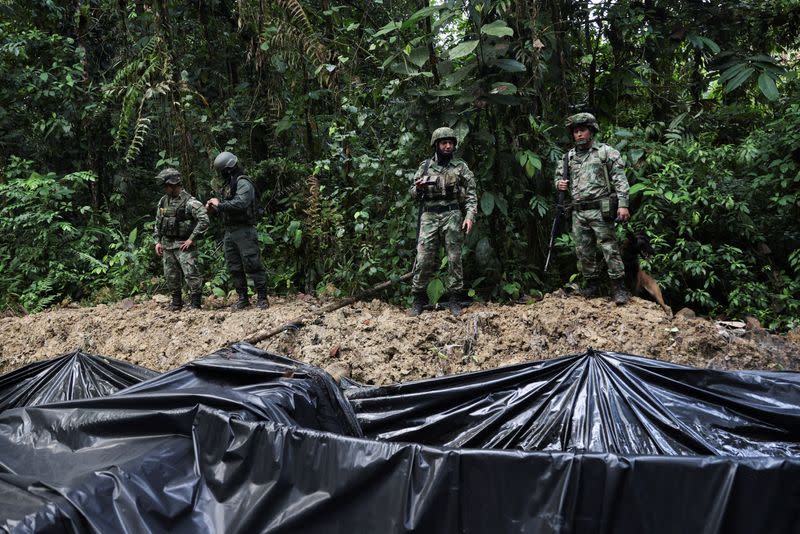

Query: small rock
[{"left": 676, "top": 308, "right": 696, "bottom": 319}]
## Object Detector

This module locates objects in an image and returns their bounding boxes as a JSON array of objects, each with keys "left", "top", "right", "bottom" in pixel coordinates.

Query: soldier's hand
[
  {"left": 180, "top": 239, "right": 193, "bottom": 251},
  {"left": 616, "top": 207, "right": 630, "bottom": 223},
  {"left": 462, "top": 218, "right": 473, "bottom": 234},
  {"left": 155, "top": 243, "right": 163, "bottom": 256},
  {"left": 557, "top": 180, "right": 569, "bottom": 191},
  {"left": 414, "top": 178, "right": 425, "bottom": 189}
]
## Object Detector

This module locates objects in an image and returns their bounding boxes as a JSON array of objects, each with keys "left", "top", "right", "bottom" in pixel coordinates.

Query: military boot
[
  {"left": 231, "top": 291, "right": 250, "bottom": 311},
  {"left": 188, "top": 293, "right": 202, "bottom": 310},
  {"left": 408, "top": 293, "right": 426, "bottom": 317},
  {"left": 579, "top": 279, "right": 600, "bottom": 299},
  {"left": 612, "top": 278, "right": 630, "bottom": 305},
  {"left": 168, "top": 291, "right": 182, "bottom": 311},
  {"left": 255, "top": 289, "right": 269, "bottom": 310},
  {"left": 448, "top": 294, "right": 462, "bottom": 317}
]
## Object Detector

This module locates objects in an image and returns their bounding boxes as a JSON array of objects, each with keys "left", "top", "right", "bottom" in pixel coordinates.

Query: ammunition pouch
[
  {"left": 418, "top": 169, "right": 461, "bottom": 203},
  {"left": 160, "top": 199, "right": 193, "bottom": 239},
  {"left": 575, "top": 194, "right": 618, "bottom": 222}
]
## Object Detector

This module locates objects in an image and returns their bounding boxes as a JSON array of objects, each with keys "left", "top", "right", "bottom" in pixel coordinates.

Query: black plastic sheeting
[
  {"left": 0, "top": 350, "right": 157, "bottom": 411},
  {"left": 0, "top": 344, "right": 799, "bottom": 533},
  {"left": 346, "top": 349, "right": 800, "bottom": 456}
]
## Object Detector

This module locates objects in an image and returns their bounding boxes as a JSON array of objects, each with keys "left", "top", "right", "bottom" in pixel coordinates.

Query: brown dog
[{"left": 621, "top": 232, "right": 672, "bottom": 316}]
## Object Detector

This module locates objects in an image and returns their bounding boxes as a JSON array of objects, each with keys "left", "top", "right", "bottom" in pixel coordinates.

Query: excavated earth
[{"left": 1, "top": 292, "right": 799, "bottom": 385}]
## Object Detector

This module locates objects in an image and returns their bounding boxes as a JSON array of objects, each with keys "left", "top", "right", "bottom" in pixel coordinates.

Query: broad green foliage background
[{"left": 1, "top": 0, "right": 799, "bottom": 329}]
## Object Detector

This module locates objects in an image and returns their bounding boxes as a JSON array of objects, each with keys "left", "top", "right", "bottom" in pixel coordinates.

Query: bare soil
[{"left": 1, "top": 292, "right": 799, "bottom": 385}]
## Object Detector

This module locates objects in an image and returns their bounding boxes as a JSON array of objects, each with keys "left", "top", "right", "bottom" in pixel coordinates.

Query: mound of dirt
[{"left": 1, "top": 292, "right": 799, "bottom": 385}]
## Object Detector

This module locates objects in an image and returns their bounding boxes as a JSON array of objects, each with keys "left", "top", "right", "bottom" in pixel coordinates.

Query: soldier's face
[
  {"left": 572, "top": 126, "right": 593, "bottom": 145},
  {"left": 437, "top": 139, "right": 455, "bottom": 155},
  {"left": 164, "top": 184, "right": 180, "bottom": 197}
]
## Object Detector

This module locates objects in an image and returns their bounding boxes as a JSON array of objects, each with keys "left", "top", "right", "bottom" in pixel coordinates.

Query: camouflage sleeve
[
  {"left": 219, "top": 178, "right": 254, "bottom": 214},
  {"left": 186, "top": 198, "right": 210, "bottom": 242},
  {"left": 409, "top": 159, "right": 427, "bottom": 200},
  {"left": 606, "top": 147, "right": 630, "bottom": 208},
  {"left": 154, "top": 196, "right": 164, "bottom": 242},
  {"left": 460, "top": 162, "right": 477, "bottom": 222}
]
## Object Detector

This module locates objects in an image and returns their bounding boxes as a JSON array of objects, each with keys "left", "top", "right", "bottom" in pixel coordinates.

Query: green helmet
[
  {"left": 565, "top": 113, "right": 600, "bottom": 133},
  {"left": 156, "top": 167, "right": 181, "bottom": 185},
  {"left": 430, "top": 127, "right": 457, "bottom": 148},
  {"left": 213, "top": 151, "right": 238, "bottom": 172}
]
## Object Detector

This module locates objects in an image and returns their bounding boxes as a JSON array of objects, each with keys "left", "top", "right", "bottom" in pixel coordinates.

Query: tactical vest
[
  {"left": 159, "top": 192, "right": 194, "bottom": 239},
  {"left": 222, "top": 175, "right": 257, "bottom": 226},
  {"left": 419, "top": 161, "right": 466, "bottom": 204}
]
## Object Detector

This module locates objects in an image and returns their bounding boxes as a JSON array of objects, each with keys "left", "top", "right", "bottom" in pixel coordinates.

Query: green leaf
[
  {"left": 443, "top": 63, "right": 476, "bottom": 87},
  {"left": 494, "top": 58, "right": 526, "bottom": 72},
  {"left": 628, "top": 183, "right": 646, "bottom": 196},
  {"left": 481, "top": 192, "right": 495, "bottom": 216},
  {"left": 448, "top": 40, "right": 479, "bottom": 60},
  {"left": 403, "top": 5, "right": 444, "bottom": 28},
  {"left": 724, "top": 66, "right": 755, "bottom": 93},
  {"left": 373, "top": 21, "right": 401, "bottom": 38},
  {"left": 628, "top": 148, "right": 644, "bottom": 163},
  {"left": 490, "top": 82, "right": 517, "bottom": 95},
  {"left": 408, "top": 46, "right": 429, "bottom": 68},
  {"left": 481, "top": 20, "right": 513, "bottom": 38},
  {"left": 757, "top": 72, "right": 779, "bottom": 101},
  {"left": 428, "top": 89, "right": 461, "bottom": 97},
  {"left": 426, "top": 278, "right": 445, "bottom": 304}
]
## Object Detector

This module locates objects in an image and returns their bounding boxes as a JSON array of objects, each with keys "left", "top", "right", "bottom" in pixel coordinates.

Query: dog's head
[{"left": 623, "top": 231, "right": 655, "bottom": 260}]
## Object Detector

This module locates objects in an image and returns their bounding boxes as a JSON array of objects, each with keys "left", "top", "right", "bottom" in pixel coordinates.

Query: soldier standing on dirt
[
  {"left": 555, "top": 113, "right": 631, "bottom": 304},
  {"left": 206, "top": 151, "right": 269, "bottom": 310},
  {"left": 154, "top": 168, "right": 210, "bottom": 311},
  {"left": 408, "top": 127, "right": 477, "bottom": 318}
]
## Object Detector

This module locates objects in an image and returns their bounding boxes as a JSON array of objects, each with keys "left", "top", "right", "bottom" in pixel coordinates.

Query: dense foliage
[{"left": 1, "top": 0, "right": 799, "bottom": 329}]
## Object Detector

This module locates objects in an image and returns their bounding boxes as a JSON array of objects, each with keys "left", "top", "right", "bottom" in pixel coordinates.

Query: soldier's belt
[
  {"left": 423, "top": 203, "right": 460, "bottom": 214},
  {"left": 574, "top": 199, "right": 603, "bottom": 211}
]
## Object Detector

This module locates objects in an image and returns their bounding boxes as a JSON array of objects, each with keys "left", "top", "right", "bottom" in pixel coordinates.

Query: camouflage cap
[
  {"left": 156, "top": 167, "right": 182, "bottom": 185},
  {"left": 430, "top": 126, "right": 457, "bottom": 148},
  {"left": 565, "top": 113, "right": 600, "bottom": 132}
]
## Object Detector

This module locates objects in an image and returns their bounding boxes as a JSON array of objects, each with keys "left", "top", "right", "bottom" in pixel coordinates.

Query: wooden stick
[{"left": 243, "top": 272, "right": 413, "bottom": 345}]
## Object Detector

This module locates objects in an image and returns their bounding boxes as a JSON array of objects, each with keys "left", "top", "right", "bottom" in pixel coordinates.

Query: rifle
[{"left": 544, "top": 153, "right": 570, "bottom": 272}]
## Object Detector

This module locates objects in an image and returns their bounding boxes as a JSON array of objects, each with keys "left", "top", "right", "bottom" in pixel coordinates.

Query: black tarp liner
[
  {"left": 0, "top": 350, "right": 157, "bottom": 411},
  {"left": 0, "top": 344, "right": 798, "bottom": 533},
  {"left": 347, "top": 349, "right": 800, "bottom": 455}
]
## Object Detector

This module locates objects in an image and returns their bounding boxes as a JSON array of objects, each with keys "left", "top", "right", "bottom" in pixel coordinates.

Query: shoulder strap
[
  {"left": 422, "top": 158, "right": 431, "bottom": 176},
  {"left": 598, "top": 144, "right": 612, "bottom": 193}
]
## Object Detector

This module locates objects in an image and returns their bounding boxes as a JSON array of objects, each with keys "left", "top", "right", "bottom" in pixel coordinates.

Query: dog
[{"left": 620, "top": 231, "right": 672, "bottom": 316}]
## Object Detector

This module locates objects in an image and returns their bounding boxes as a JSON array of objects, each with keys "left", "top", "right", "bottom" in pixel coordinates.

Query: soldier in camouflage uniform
[
  {"left": 206, "top": 151, "right": 269, "bottom": 310},
  {"left": 555, "top": 113, "right": 631, "bottom": 304},
  {"left": 154, "top": 168, "right": 210, "bottom": 310},
  {"left": 408, "top": 127, "right": 478, "bottom": 317}
]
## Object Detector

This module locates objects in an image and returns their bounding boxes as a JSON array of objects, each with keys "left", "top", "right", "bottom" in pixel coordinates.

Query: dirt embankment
[{"left": 1, "top": 292, "right": 799, "bottom": 385}]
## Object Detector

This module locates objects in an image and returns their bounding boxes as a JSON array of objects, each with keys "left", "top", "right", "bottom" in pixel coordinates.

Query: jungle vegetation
[{"left": 1, "top": 0, "right": 799, "bottom": 330}]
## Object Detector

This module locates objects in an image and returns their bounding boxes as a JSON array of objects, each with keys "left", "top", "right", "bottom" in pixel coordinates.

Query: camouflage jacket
[
  {"left": 154, "top": 190, "right": 210, "bottom": 249},
  {"left": 554, "top": 142, "right": 630, "bottom": 208},
  {"left": 409, "top": 155, "right": 478, "bottom": 222}
]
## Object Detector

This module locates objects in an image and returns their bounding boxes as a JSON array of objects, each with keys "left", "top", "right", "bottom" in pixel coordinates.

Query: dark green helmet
[
  {"left": 565, "top": 113, "right": 600, "bottom": 133},
  {"left": 213, "top": 151, "right": 238, "bottom": 172},
  {"left": 430, "top": 126, "right": 457, "bottom": 148},
  {"left": 156, "top": 167, "right": 181, "bottom": 185}
]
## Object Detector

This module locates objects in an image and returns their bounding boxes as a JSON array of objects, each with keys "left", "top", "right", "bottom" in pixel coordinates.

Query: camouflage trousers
[
  {"left": 572, "top": 210, "right": 625, "bottom": 280},
  {"left": 572, "top": 208, "right": 624, "bottom": 280},
  {"left": 224, "top": 225, "right": 266, "bottom": 292},
  {"left": 162, "top": 245, "right": 202, "bottom": 294},
  {"left": 411, "top": 209, "right": 464, "bottom": 294}
]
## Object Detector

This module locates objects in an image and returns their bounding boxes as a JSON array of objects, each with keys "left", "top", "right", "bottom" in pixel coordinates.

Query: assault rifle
[{"left": 544, "top": 153, "right": 570, "bottom": 273}]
